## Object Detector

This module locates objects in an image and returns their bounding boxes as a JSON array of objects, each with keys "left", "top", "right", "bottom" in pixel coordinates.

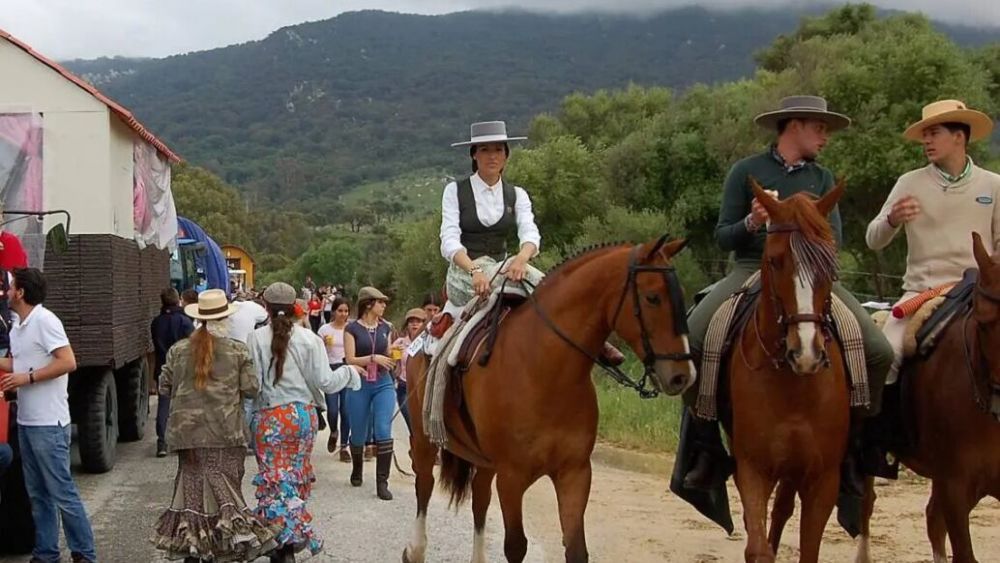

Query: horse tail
[{"left": 438, "top": 449, "right": 475, "bottom": 508}]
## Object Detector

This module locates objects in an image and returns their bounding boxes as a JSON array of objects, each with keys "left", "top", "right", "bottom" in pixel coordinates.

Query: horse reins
[
  {"left": 523, "top": 244, "right": 694, "bottom": 399},
  {"left": 961, "top": 284, "right": 1000, "bottom": 415}
]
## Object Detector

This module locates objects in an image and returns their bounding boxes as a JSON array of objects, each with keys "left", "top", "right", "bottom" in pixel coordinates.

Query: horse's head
[
  {"left": 610, "top": 235, "right": 696, "bottom": 396},
  {"left": 971, "top": 232, "right": 1000, "bottom": 386},
  {"left": 751, "top": 178, "right": 844, "bottom": 375}
]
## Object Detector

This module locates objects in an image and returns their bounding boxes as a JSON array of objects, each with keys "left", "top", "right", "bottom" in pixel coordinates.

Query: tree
[
  {"left": 505, "top": 136, "right": 609, "bottom": 251},
  {"left": 171, "top": 163, "right": 254, "bottom": 250}
]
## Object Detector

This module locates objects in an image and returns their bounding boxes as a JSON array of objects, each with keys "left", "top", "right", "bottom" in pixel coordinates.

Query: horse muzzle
[
  {"left": 786, "top": 346, "right": 828, "bottom": 376},
  {"left": 653, "top": 360, "right": 697, "bottom": 396}
]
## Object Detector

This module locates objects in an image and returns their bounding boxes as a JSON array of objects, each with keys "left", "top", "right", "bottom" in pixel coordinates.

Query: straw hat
[
  {"left": 753, "top": 95, "right": 851, "bottom": 132},
  {"left": 184, "top": 289, "right": 237, "bottom": 321},
  {"left": 903, "top": 99, "right": 994, "bottom": 142},
  {"left": 451, "top": 121, "right": 527, "bottom": 148}
]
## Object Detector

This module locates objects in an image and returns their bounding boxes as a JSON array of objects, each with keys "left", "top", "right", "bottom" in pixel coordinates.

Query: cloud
[{"left": 0, "top": 0, "right": 997, "bottom": 60}]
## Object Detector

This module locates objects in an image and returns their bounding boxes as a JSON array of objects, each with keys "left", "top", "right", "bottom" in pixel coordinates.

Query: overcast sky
[{"left": 1, "top": 0, "right": 997, "bottom": 60}]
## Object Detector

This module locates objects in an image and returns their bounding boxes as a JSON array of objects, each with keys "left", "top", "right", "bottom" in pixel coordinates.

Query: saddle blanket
[
  {"left": 421, "top": 287, "right": 522, "bottom": 447},
  {"left": 695, "top": 271, "right": 870, "bottom": 420}
]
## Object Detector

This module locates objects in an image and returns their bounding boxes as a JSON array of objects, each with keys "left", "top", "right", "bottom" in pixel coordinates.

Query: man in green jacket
[{"left": 679, "top": 96, "right": 894, "bottom": 491}]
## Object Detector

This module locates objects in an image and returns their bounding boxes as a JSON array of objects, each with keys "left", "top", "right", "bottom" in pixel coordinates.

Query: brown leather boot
[{"left": 599, "top": 342, "right": 626, "bottom": 366}]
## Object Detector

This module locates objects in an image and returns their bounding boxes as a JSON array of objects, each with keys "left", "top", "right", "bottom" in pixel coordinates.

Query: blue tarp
[{"left": 176, "top": 216, "right": 230, "bottom": 297}]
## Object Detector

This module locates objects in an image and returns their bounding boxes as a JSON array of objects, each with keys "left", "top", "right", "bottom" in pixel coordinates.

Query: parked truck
[{"left": 0, "top": 29, "right": 182, "bottom": 553}]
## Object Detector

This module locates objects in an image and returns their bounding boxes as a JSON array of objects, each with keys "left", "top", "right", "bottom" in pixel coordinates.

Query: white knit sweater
[{"left": 866, "top": 163, "right": 1000, "bottom": 292}]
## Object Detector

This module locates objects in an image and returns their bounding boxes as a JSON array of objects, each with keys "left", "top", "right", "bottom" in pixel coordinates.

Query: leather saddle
[{"left": 913, "top": 269, "right": 977, "bottom": 358}]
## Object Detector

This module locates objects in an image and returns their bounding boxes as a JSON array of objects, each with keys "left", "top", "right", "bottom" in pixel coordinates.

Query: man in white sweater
[{"left": 866, "top": 99, "right": 1000, "bottom": 382}]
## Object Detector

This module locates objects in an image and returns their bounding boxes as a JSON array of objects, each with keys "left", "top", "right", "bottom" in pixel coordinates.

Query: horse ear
[
  {"left": 661, "top": 237, "right": 689, "bottom": 258},
  {"left": 972, "top": 231, "right": 993, "bottom": 272},
  {"left": 816, "top": 178, "right": 846, "bottom": 217},
  {"left": 749, "top": 176, "right": 780, "bottom": 218},
  {"left": 640, "top": 233, "right": 669, "bottom": 262}
]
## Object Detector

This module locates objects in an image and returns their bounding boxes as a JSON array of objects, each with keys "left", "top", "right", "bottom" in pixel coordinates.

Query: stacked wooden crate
[{"left": 44, "top": 234, "right": 170, "bottom": 369}]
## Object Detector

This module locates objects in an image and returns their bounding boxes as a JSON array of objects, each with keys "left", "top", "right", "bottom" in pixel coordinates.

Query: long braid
[{"left": 268, "top": 304, "right": 295, "bottom": 384}]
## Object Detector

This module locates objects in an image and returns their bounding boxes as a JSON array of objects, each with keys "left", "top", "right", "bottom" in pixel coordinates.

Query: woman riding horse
[
  {"left": 436, "top": 120, "right": 624, "bottom": 364},
  {"left": 404, "top": 234, "right": 697, "bottom": 563}
]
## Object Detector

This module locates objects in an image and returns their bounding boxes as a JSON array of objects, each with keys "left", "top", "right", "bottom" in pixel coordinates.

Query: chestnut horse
[
  {"left": 855, "top": 233, "right": 1000, "bottom": 563},
  {"left": 402, "top": 235, "right": 696, "bottom": 563},
  {"left": 727, "top": 180, "right": 849, "bottom": 563}
]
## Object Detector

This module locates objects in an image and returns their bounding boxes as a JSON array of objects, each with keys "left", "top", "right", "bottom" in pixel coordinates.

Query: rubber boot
[
  {"left": 350, "top": 445, "right": 365, "bottom": 487},
  {"left": 375, "top": 440, "right": 394, "bottom": 501}
]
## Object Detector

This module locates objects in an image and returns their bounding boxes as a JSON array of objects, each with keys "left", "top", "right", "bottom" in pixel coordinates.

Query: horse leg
[
  {"left": 402, "top": 435, "right": 438, "bottom": 563},
  {"left": 734, "top": 463, "right": 777, "bottom": 563},
  {"left": 470, "top": 468, "right": 496, "bottom": 563},
  {"left": 926, "top": 482, "right": 948, "bottom": 563},
  {"left": 938, "top": 480, "right": 978, "bottom": 563},
  {"left": 767, "top": 479, "right": 796, "bottom": 556},
  {"left": 854, "top": 476, "right": 876, "bottom": 563},
  {"left": 496, "top": 470, "right": 533, "bottom": 563},
  {"left": 797, "top": 470, "right": 840, "bottom": 563},
  {"left": 553, "top": 461, "right": 593, "bottom": 563}
]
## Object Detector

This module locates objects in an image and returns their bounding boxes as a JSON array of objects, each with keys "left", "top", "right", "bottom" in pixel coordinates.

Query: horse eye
[{"left": 645, "top": 294, "right": 662, "bottom": 306}]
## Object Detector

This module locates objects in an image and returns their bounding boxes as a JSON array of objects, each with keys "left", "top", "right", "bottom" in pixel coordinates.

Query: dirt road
[{"left": 2, "top": 408, "right": 998, "bottom": 562}]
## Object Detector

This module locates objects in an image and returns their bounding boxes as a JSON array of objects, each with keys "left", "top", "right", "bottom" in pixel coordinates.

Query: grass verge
[{"left": 593, "top": 357, "right": 684, "bottom": 454}]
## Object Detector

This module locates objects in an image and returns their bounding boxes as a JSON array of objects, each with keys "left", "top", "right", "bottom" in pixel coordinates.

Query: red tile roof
[{"left": 0, "top": 27, "right": 181, "bottom": 163}]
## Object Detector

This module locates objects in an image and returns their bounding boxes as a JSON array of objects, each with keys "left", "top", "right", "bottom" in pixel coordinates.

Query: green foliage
[
  {"left": 506, "top": 137, "right": 609, "bottom": 251},
  {"left": 391, "top": 218, "right": 450, "bottom": 308},
  {"left": 593, "top": 357, "right": 684, "bottom": 452}
]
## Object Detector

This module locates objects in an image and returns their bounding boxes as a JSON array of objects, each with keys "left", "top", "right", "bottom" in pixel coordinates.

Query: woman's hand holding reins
[
  {"left": 472, "top": 271, "right": 491, "bottom": 297},
  {"left": 504, "top": 256, "right": 529, "bottom": 282}
]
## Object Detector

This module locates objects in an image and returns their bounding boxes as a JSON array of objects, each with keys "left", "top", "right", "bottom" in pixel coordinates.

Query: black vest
[
  {"left": 457, "top": 177, "right": 517, "bottom": 261},
  {"left": 0, "top": 270, "right": 10, "bottom": 352}
]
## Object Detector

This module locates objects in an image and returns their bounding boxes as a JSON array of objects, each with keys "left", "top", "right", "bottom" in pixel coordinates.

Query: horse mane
[
  {"left": 780, "top": 193, "right": 838, "bottom": 287},
  {"left": 546, "top": 241, "right": 631, "bottom": 279}
]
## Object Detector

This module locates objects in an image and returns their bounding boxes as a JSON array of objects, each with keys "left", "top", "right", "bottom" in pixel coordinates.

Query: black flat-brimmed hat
[{"left": 753, "top": 95, "right": 851, "bottom": 132}]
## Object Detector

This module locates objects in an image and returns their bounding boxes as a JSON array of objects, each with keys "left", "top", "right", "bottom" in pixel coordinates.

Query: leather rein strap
[{"left": 524, "top": 245, "right": 693, "bottom": 399}]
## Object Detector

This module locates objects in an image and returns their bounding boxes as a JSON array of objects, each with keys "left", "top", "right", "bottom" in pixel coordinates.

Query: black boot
[
  {"left": 681, "top": 410, "right": 732, "bottom": 491},
  {"left": 350, "top": 445, "right": 365, "bottom": 487},
  {"left": 375, "top": 440, "right": 394, "bottom": 501}
]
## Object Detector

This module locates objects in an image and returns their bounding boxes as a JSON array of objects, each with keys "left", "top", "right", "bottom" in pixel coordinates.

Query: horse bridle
[
  {"left": 525, "top": 244, "right": 694, "bottom": 398},
  {"left": 962, "top": 283, "right": 1000, "bottom": 414},
  {"left": 756, "top": 223, "right": 834, "bottom": 368}
]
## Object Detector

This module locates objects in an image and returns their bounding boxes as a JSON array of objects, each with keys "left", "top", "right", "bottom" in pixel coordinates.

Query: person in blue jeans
[
  {"left": 318, "top": 297, "right": 353, "bottom": 461},
  {"left": 343, "top": 286, "right": 397, "bottom": 501},
  {"left": 0, "top": 268, "right": 96, "bottom": 563}
]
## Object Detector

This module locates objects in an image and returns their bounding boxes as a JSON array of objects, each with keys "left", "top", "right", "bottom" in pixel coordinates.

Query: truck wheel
[
  {"left": 117, "top": 358, "right": 149, "bottom": 442},
  {"left": 78, "top": 370, "right": 118, "bottom": 473}
]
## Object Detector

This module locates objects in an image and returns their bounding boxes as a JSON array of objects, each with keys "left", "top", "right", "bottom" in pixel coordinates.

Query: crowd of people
[{"left": 146, "top": 277, "right": 443, "bottom": 562}]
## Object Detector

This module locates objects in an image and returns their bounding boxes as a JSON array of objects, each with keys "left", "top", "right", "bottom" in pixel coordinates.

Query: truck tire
[
  {"left": 117, "top": 358, "right": 149, "bottom": 442},
  {"left": 78, "top": 370, "right": 118, "bottom": 473}
]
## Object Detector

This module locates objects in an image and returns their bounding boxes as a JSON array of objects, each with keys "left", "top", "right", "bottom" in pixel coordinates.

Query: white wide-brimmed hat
[
  {"left": 903, "top": 99, "right": 994, "bottom": 142},
  {"left": 184, "top": 289, "right": 237, "bottom": 321},
  {"left": 451, "top": 121, "right": 527, "bottom": 147},
  {"left": 754, "top": 95, "right": 851, "bottom": 132}
]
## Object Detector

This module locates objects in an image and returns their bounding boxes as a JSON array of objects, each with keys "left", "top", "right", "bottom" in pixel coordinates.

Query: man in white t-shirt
[
  {"left": 0, "top": 268, "right": 96, "bottom": 563},
  {"left": 227, "top": 298, "right": 269, "bottom": 344}
]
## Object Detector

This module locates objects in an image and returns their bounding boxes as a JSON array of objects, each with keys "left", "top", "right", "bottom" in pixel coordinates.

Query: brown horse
[
  {"left": 726, "top": 180, "right": 849, "bottom": 563},
  {"left": 402, "top": 235, "right": 696, "bottom": 563},
  {"left": 855, "top": 232, "right": 1000, "bottom": 563}
]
